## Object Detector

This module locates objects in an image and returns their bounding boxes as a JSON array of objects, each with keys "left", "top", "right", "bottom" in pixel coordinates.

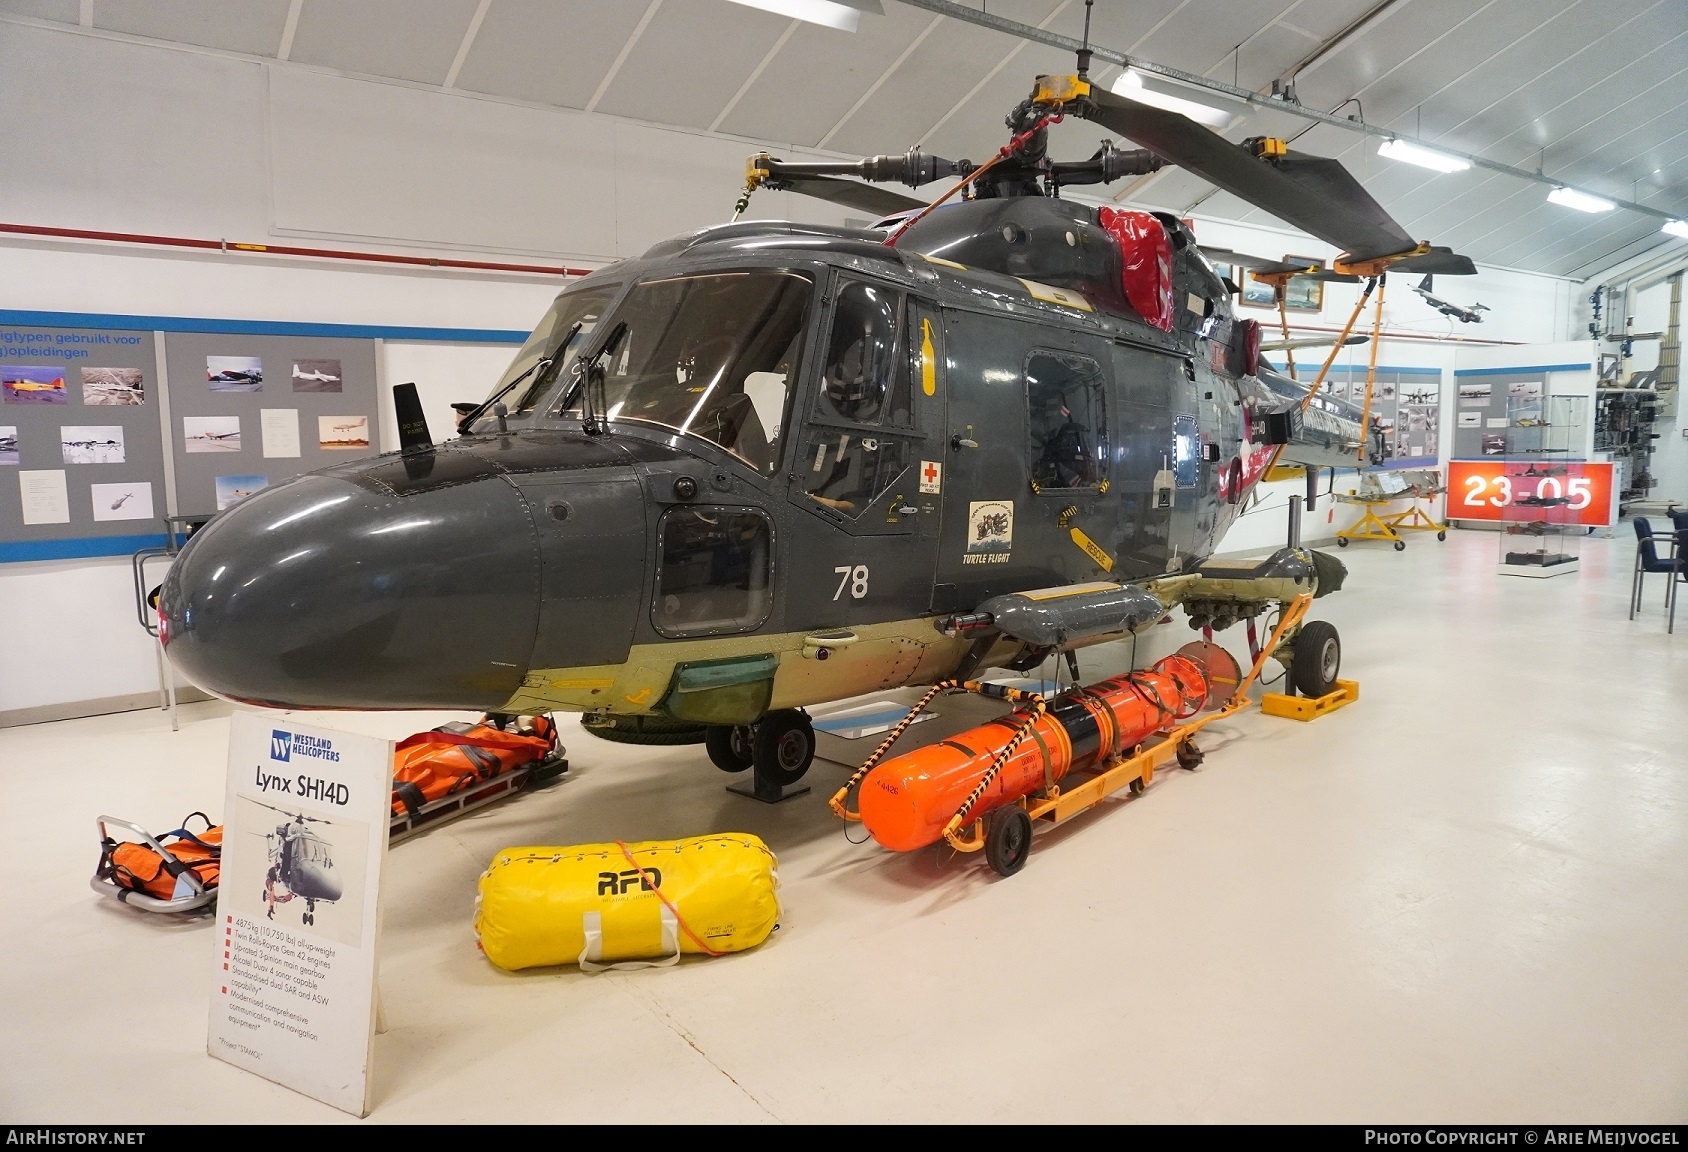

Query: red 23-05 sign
[{"left": 1446, "top": 460, "right": 1613, "bottom": 526}]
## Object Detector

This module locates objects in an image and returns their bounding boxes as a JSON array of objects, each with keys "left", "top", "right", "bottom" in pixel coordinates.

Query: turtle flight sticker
[{"left": 964, "top": 501, "right": 1013, "bottom": 565}]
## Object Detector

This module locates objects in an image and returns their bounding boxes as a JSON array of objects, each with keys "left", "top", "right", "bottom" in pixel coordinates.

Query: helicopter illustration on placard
[
  {"left": 252, "top": 800, "right": 342, "bottom": 926},
  {"left": 160, "top": 33, "right": 1478, "bottom": 798}
]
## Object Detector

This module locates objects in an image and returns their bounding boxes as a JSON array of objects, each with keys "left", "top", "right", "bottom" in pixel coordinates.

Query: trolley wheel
[
  {"left": 984, "top": 807, "right": 1033, "bottom": 877},
  {"left": 751, "top": 709, "right": 814, "bottom": 788},
  {"left": 1127, "top": 777, "right": 1145, "bottom": 796},
  {"left": 1437, "top": 530, "right": 1447, "bottom": 542},
  {"left": 1393, "top": 539, "right": 1406, "bottom": 551},
  {"left": 1336, "top": 536, "right": 1349, "bottom": 547},
  {"left": 1176, "top": 739, "right": 1204, "bottom": 770},
  {"left": 705, "top": 725, "right": 754, "bottom": 773},
  {"left": 1290, "top": 620, "right": 1341, "bottom": 698}
]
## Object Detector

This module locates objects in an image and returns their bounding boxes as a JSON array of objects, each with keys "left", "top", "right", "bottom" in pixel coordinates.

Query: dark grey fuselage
[{"left": 160, "top": 203, "right": 1352, "bottom": 716}]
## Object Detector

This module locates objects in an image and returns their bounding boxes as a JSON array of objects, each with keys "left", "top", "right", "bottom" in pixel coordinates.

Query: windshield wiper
[
  {"left": 575, "top": 321, "right": 628, "bottom": 437},
  {"left": 455, "top": 320, "right": 582, "bottom": 436}
]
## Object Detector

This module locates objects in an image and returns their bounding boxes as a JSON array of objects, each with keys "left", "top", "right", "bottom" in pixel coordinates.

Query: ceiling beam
[
  {"left": 818, "top": 14, "right": 943, "bottom": 149},
  {"left": 585, "top": 0, "right": 663, "bottom": 114},
  {"left": 443, "top": 0, "right": 492, "bottom": 89},
  {"left": 277, "top": 0, "right": 302, "bottom": 61},
  {"left": 889, "top": 0, "right": 1682, "bottom": 225},
  {"left": 710, "top": 18, "right": 799, "bottom": 133}
]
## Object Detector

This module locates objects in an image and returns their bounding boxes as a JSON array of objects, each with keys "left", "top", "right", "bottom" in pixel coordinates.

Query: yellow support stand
[
  {"left": 1261, "top": 679, "right": 1360, "bottom": 721},
  {"left": 1334, "top": 496, "right": 1407, "bottom": 549},
  {"left": 1380, "top": 502, "right": 1447, "bottom": 539}
]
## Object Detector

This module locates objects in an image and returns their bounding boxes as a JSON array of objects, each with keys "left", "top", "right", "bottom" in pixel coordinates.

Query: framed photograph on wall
[
  {"left": 1282, "top": 255, "right": 1325, "bottom": 312},
  {"left": 1240, "top": 275, "right": 1277, "bottom": 309}
]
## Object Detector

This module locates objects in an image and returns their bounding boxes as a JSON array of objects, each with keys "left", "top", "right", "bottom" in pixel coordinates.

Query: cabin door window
[
  {"left": 1025, "top": 350, "right": 1108, "bottom": 492},
  {"left": 798, "top": 277, "right": 920, "bottom": 529}
]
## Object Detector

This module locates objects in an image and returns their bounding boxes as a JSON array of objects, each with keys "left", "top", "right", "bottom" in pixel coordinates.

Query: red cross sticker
[
  {"left": 919, "top": 460, "right": 942, "bottom": 494},
  {"left": 922, "top": 462, "right": 939, "bottom": 484}
]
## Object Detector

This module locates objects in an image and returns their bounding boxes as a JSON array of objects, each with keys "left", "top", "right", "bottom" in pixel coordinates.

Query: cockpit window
[
  {"left": 490, "top": 285, "right": 618, "bottom": 416},
  {"left": 817, "top": 280, "right": 909, "bottom": 426},
  {"left": 559, "top": 271, "right": 811, "bottom": 474}
]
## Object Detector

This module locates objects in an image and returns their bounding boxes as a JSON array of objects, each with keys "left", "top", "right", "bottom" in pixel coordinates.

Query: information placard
[
  {"left": 1446, "top": 459, "right": 1614, "bottom": 526},
  {"left": 209, "top": 712, "right": 392, "bottom": 1116}
]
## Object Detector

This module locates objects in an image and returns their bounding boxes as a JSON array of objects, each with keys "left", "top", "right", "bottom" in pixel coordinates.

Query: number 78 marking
[{"left": 833, "top": 565, "right": 869, "bottom": 600}]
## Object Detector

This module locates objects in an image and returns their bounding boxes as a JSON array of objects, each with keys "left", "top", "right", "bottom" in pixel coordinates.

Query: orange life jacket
[
  {"left": 391, "top": 715, "right": 558, "bottom": 818},
  {"left": 97, "top": 813, "right": 223, "bottom": 901}
]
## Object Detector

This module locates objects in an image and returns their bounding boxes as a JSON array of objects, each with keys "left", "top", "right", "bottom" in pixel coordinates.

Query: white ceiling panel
[
  {"left": 452, "top": 0, "right": 651, "bottom": 110},
  {"left": 713, "top": 1, "right": 935, "bottom": 147},
  {"left": 826, "top": 3, "right": 1058, "bottom": 157},
  {"left": 288, "top": 0, "right": 480, "bottom": 85},
  {"left": 1131, "top": 0, "right": 1298, "bottom": 77},
  {"left": 593, "top": 0, "right": 791, "bottom": 131},
  {"left": 93, "top": 0, "right": 293, "bottom": 56},
  {"left": 11, "top": 0, "right": 1687, "bottom": 277}
]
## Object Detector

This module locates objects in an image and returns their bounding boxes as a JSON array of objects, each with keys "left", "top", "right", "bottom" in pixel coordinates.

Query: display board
[
  {"left": 0, "top": 322, "right": 168, "bottom": 560},
  {"left": 164, "top": 332, "right": 379, "bottom": 517},
  {"left": 210, "top": 711, "right": 391, "bottom": 1117},
  {"left": 1319, "top": 364, "right": 1442, "bottom": 469}
]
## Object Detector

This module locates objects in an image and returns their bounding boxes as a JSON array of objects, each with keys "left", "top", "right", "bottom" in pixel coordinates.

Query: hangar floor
[{"left": 2, "top": 528, "right": 1685, "bottom": 1124}]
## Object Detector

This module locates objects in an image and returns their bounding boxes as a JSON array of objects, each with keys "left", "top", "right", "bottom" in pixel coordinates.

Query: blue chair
[{"left": 1630, "top": 517, "right": 1683, "bottom": 625}]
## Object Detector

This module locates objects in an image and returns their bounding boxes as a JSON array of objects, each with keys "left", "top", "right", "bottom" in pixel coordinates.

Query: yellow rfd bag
[{"left": 475, "top": 834, "right": 779, "bottom": 972}]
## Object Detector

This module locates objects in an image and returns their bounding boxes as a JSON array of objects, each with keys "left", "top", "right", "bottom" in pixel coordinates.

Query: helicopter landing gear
[
  {"left": 303, "top": 900, "right": 316, "bottom": 927},
  {"left": 726, "top": 709, "right": 814, "bottom": 804}
]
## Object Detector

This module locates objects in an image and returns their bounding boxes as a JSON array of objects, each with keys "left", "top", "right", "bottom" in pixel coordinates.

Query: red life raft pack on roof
[{"left": 391, "top": 714, "right": 563, "bottom": 819}]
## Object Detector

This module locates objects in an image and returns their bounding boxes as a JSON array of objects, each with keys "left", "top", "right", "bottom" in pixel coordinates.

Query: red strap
[{"left": 615, "top": 841, "right": 724, "bottom": 958}]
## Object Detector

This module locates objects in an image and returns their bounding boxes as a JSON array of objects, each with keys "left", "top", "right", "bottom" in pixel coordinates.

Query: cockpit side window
[{"left": 1026, "top": 350, "right": 1107, "bottom": 492}]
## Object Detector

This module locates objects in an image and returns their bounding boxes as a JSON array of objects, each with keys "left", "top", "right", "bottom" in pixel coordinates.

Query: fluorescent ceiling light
[
  {"left": 1547, "top": 186, "right": 1615, "bottom": 213},
  {"left": 1111, "top": 69, "right": 1234, "bottom": 129},
  {"left": 1377, "top": 137, "right": 1470, "bottom": 173},
  {"left": 1663, "top": 219, "right": 1688, "bottom": 239},
  {"left": 724, "top": 0, "right": 880, "bottom": 32}
]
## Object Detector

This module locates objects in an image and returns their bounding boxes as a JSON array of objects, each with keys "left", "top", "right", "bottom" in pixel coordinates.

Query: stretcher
[{"left": 90, "top": 813, "right": 222, "bottom": 913}]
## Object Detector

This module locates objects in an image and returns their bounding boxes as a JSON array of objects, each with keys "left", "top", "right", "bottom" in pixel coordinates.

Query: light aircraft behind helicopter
[{"left": 159, "top": 53, "right": 1477, "bottom": 797}]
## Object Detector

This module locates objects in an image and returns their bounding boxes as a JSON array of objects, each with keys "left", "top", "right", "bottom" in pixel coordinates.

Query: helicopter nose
[{"left": 159, "top": 470, "right": 541, "bottom": 710}]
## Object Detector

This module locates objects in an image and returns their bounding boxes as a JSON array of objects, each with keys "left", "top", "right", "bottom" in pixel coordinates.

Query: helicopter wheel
[
  {"left": 705, "top": 725, "right": 755, "bottom": 773},
  {"left": 751, "top": 709, "right": 814, "bottom": 788}
]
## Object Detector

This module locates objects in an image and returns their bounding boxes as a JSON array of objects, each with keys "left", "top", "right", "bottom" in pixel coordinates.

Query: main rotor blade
[
  {"left": 771, "top": 175, "right": 926, "bottom": 217},
  {"left": 1390, "top": 246, "right": 1477, "bottom": 275},
  {"left": 1082, "top": 88, "right": 1417, "bottom": 262}
]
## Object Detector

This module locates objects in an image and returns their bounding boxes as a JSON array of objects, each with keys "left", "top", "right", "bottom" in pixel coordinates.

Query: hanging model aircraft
[
  {"left": 159, "top": 45, "right": 1477, "bottom": 797},
  {"left": 1414, "top": 274, "right": 1489, "bottom": 323}
]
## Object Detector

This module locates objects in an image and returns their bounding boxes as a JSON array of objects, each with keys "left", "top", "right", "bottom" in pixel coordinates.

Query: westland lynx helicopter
[
  {"left": 160, "top": 46, "right": 1476, "bottom": 796},
  {"left": 256, "top": 801, "right": 342, "bottom": 926}
]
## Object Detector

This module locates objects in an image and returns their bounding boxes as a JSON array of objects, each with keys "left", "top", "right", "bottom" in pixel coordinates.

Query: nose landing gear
[{"left": 715, "top": 709, "right": 815, "bottom": 804}]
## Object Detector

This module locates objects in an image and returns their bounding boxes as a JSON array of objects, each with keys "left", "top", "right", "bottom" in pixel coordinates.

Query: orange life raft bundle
[
  {"left": 91, "top": 813, "right": 223, "bottom": 913},
  {"left": 390, "top": 713, "right": 566, "bottom": 837}
]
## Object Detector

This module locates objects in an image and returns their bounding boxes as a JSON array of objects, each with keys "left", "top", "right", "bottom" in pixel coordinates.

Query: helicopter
[
  {"left": 159, "top": 47, "right": 1477, "bottom": 798},
  {"left": 253, "top": 800, "right": 342, "bottom": 926},
  {"left": 1414, "top": 274, "right": 1489, "bottom": 324}
]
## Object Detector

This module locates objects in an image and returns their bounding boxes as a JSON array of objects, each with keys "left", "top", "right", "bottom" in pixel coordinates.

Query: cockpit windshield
[
  {"left": 484, "top": 284, "right": 619, "bottom": 419},
  {"left": 559, "top": 271, "right": 811, "bottom": 474}
]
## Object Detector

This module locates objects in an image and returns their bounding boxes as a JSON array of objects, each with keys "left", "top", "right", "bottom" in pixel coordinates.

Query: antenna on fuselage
[{"left": 393, "top": 382, "right": 432, "bottom": 455}]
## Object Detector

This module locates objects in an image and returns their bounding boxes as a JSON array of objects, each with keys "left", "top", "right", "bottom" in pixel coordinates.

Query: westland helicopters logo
[{"left": 270, "top": 729, "right": 339, "bottom": 763}]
